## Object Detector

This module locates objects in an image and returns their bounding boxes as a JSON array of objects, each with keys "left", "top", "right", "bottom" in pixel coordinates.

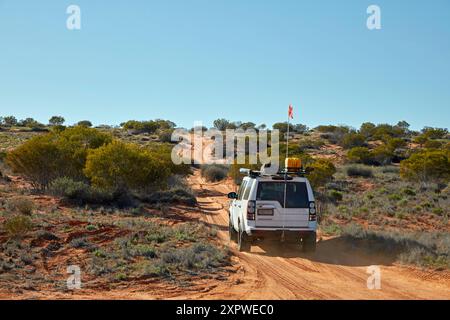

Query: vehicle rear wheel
[
  {"left": 302, "top": 232, "right": 317, "bottom": 253},
  {"left": 229, "top": 219, "right": 237, "bottom": 242},
  {"left": 237, "top": 226, "right": 250, "bottom": 252}
]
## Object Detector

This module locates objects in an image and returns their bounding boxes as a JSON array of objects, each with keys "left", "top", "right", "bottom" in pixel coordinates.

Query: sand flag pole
[{"left": 287, "top": 104, "right": 294, "bottom": 160}]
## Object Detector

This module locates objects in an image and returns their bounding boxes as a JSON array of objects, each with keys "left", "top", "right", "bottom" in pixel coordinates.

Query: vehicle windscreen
[{"left": 256, "top": 182, "right": 309, "bottom": 208}]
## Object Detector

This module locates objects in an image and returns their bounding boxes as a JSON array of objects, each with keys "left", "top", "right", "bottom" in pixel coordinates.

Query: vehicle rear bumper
[
  {"left": 247, "top": 227, "right": 316, "bottom": 236},
  {"left": 246, "top": 228, "right": 316, "bottom": 240}
]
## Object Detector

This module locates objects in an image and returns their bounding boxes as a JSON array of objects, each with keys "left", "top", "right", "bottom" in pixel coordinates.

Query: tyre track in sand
[{"left": 188, "top": 170, "right": 450, "bottom": 300}]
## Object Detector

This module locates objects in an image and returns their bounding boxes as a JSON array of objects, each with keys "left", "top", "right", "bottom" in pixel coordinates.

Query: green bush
[
  {"left": 201, "top": 164, "right": 229, "bottom": 182},
  {"left": 84, "top": 141, "right": 170, "bottom": 192},
  {"left": 49, "top": 177, "right": 114, "bottom": 205},
  {"left": 328, "top": 190, "right": 343, "bottom": 202},
  {"left": 347, "top": 147, "right": 371, "bottom": 164},
  {"left": 141, "top": 187, "right": 197, "bottom": 206},
  {"left": 345, "top": 165, "right": 374, "bottom": 178},
  {"left": 340, "top": 132, "right": 366, "bottom": 149},
  {"left": 6, "top": 127, "right": 111, "bottom": 189},
  {"left": 400, "top": 150, "right": 450, "bottom": 183},
  {"left": 6, "top": 135, "right": 66, "bottom": 189},
  {"left": 3, "top": 215, "right": 33, "bottom": 237},
  {"left": 307, "top": 159, "right": 336, "bottom": 188},
  {"left": 6, "top": 197, "right": 34, "bottom": 215}
]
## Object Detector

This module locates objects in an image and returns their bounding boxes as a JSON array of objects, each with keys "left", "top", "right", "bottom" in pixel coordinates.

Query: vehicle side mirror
[{"left": 227, "top": 192, "right": 238, "bottom": 199}]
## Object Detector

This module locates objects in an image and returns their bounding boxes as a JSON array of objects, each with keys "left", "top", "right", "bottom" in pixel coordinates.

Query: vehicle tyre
[
  {"left": 237, "top": 225, "right": 250, "bottom": 252},
  {"left": 229, "top": 218, "right": 237, "bottom": 242},
  {"left": 302, "top": 232, "right": 317, "bottom": 253}
]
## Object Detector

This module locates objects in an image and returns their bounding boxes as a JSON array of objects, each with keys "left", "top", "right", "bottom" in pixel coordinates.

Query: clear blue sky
[{"left": 1, "top": 0, "right": 449, "bottom": 130}]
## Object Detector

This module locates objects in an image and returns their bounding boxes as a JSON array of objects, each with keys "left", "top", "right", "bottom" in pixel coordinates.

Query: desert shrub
[
  {"left": 307, "top": 159, "right": 336, "bottom": 188},
  {"left": 340, "top": 132, "right": 366, "bottom": 149},
  {"left": 6, "top": 197, "right": 34, "bottom": 215},
  {"left": 328, "top": 190, "right": 343, "bottom": 202},
  {"left": 421, "top": 127, "right": 448, "bottom": 140},
  {"left": 380, "top": 165, "right": 400, "bottom": 174},
  {"left": 122, "top": 119, "right": 175, "bottom": 134},
  {"left": 158, "top": 129, "right": 174, "bottom": 143},
  {"left": 347, "top": 147, "right": 371, "bottom": 164},
  {"left": 298, "top": 138, "right": 324, "bottom": 150},
  {"left": 3, "top": 215, "right": 33, "bottom": 237},
  {"left": 345, "top": 165, "right": 373, "bottom": 178},
  {"left": 49, "top": 177, "right": 113, "bottom": 205},
  {"left": 0, "top": 151, "right": 6, "bottom": 162},
  {"left": 84, "top": 141, "right": 170, "bottom": 192},
  {"left": 371, "top": 145, "right": 394, "bottom": 165},
  {"left": 359, "top": 122, "right": 376, "bottom": 138},
  {"left": 6, "top": 135, "right": 67, "bottom": 189},
  {"left": 201, "top": 164, "right": 229, "bottom": 182},
  {"left": 400, "top": 150, "right": 450, "bottom": 183},
  {"left": 70, "top": 237, "right": 95, "bottom": 250},
  {"left": 315, "top": 125, "right": 350, "bottom": 144},
  {"left": 371, "top": 123, "right": 406, "bottom": 140},
  {"left": 49, "top": 177, "right": 90, "bottom": 199},
  {"left": 147, "top": 144, "right": 192, "bottom": 177},
  {"left": 141, "top": 187, "right": 197, "bottom": 206},
  {"left": 160, "top": 242, "right": 227, "bottom": 271},
  {"left": 424, "top": 140, "right": 443, "bottom": 149},
  {"left": 6, "top": 127, "right": 111, "bottom": 189},
  {"left": 387, "top": 137, "right": 407, "bottom": 150},
  {"left": 272, "top": 122, "right": 294, "bottom": 133}
]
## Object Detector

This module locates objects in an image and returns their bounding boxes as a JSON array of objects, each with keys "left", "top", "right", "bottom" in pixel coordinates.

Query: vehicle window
[
  {"left": 256, "top": 182, "right": 309, "bottom": 208},
  {"left": 237, "top": 181, "right": 247, "bottom": 200},
  {"left": 242, "top": 181, "right": 253, "bottom": 200}
]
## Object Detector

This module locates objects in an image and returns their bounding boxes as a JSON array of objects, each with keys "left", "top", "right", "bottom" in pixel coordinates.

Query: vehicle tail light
[
  {"left": 309, "top": 202, "right": 317, "bottom": 221},
  {"left": 247, "top": 200, "right": 256, "bottom": 220}
]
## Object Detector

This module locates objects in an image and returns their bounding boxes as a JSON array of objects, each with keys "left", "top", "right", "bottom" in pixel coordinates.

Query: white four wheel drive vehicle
[{"left": 228, "top": 158, "right": 317, "bottom": 252}]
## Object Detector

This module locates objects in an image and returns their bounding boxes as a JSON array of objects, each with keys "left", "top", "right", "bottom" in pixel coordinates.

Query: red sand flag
[{"left": 288, "top": 104, "right": 294, "bottom": 119}]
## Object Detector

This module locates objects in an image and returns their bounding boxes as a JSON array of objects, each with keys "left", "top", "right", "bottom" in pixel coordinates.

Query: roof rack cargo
[{"left": 239, "top": 158, "right": 313, "bottom": 178}]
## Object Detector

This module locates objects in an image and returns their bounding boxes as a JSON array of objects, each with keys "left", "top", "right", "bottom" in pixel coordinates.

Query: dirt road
[{"left": 188, "top": 171, "right": 450, "bottom": 300}]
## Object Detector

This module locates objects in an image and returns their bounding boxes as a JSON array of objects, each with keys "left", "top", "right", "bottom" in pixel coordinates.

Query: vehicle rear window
[{"left": 256, "top": 182, "right": 309, "bottom": 208}]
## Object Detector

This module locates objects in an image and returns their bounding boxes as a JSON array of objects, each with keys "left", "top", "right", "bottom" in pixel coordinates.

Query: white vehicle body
[{"left": 228, "top": 172, "right": 317, "bottom": 252}]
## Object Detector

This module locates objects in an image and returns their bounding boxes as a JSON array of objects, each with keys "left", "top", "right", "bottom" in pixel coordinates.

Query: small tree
[
  {"left": 20, "top": 118, "right": 42, "bottom": 128},
  {"left": 213, "top": 119, "right": 231, "bottom": 131},
  {"left": 293, "top": 124, "right": 309, "bottom": 134},
  {"left": 49, "top": 116, "right": 65, "bottom": 126},
  {"left": 3, "top": 116, "right": 18, "bottom": 127},
  {"left": 273, "top": 122, "right": 294, "bottom": 134},
  {"left": 77, "top": 120, "right": 93, "bottom": 127}
]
